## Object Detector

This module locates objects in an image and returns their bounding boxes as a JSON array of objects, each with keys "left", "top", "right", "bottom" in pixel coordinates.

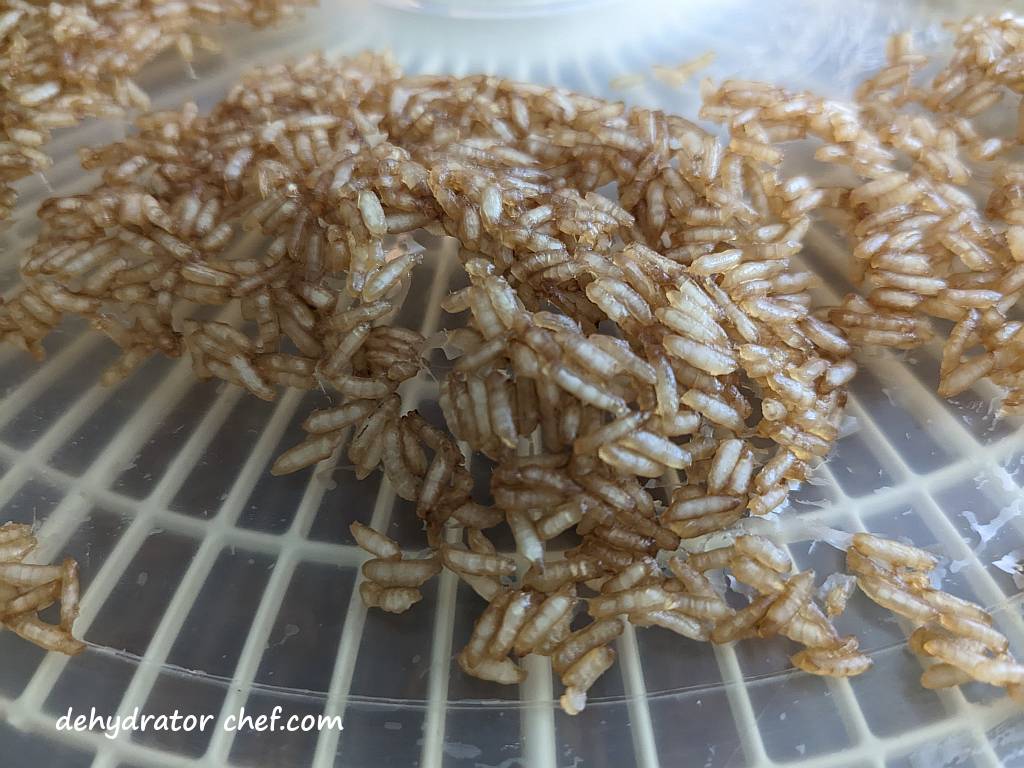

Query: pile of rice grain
[
  {"left": 0, "top": 522, "right": 82, "bottom": 654},
  {"left": 702, "top": 13, "right": 1024, "bottom": 410},
  {"left": 0, "top": 0, "right": 311, "bottom": 221},
  {"left": 1, "top": 17, "right": 1022, "bottom": 714}
]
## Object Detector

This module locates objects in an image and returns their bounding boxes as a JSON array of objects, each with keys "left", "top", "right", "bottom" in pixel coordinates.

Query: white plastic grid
[
  {"left": 0, "top": 1, "right": 1021, "bottom": 767},
  {"left": 4, "top": 297, "right": 1022, "bottom": 768}
]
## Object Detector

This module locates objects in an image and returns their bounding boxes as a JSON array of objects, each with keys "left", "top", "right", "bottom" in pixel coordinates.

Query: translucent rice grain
[
  {"left": 417, "top": 446, "right": 456, "bottom": 517},
  {"left": 56, "top": 556, "right": 79, "bottom": 631},
  {"left": 548, "top": 363, "right": 629, "bottom": 416},
  {"left": 0, "top": 537, "right": 36, "bottom": 563},
  {"left": 735, "top": 535, "right": 792, "bottom": 573},
  {"left": 5, "top": 614, "right": 85, "bottom": 655},
  {"left": 450, "top": 501, "right": 504, "bottom": 530},
  {"left": 360, "top": 582, "right": 423, "bottom": 614},
  {"left": 536, "top": 499, "right": 588, "bottom": 541},
  {"left": 524, "top": 556, "right": 601, "bottom": 593},
  {"left": 920, "top": 663, "right": 972, "bottom": 689},
  {"left": 937, "top": 612, "right": 1008, "bottom": 653},
  {"left": 489, "top": 590, "right": 534, "bottom": 657},
  {"left": 361, "top": 557, "right": 440, "bottom": 588},
  {"left": 560, "top": 645, "right": 615, "bottom": 714},
  {"left": 514, "top": 588, "right": 575, "bottom": 656},
  {"left": 922, "top": 638, "right": 1024, "bottom": 686},
  {"left": 350, "top": 522, "right": 401, "bottom": 560},
  {"left": 271, "top": 431, "right": 343, "bottom": 476},
  {"left": 710, "top": 594, "right": 773, "bottom": 644},
  {"left": 730, "top": 556, "right": 786, "bottom": 594},
  {"left": 588, "top": 585, "right": 679, "bottom": 618},
  {"left": 681, "top": 389, "right": 746, "bottom": 432},
  {"left": 759, "top": 570, "right": 814, "bottom": 636},
  {"left": 664, "top": 335, "right": 737, "bottom": 375},
  {"left": 619, "top": 430, "right": 692, "bottom": 469},
  {"left": 507, "top": 510, "right": 544, "bottom": 565},
  {"left": 551, "top": 618, "right": 625, "bottom": 675},
  {"left": 601, "top": 558, "right": 660, "bottom": 594},
  {"left": 357, "top": 190, "right": 387, "bottom": 236},
  {"left": 857, "top": 574, "right": 937, "bottom": 624},
  {"left": 791, "top": 646, "right": 872, "bottom": 677},
  {"left": 666, "top": 495, "right": 740, "bottom": 521},
  {"left": 819, "top": 573, "right": 857, "bottom": 617},
  {"left": 781, "top": 608, "right": 842, "bottom": 649},
  {"left": 463, "top": 591, "right": 512, "bottom": 668},
  {"left": 0, "top": 564, "right": 63, "bottom": 587},
  {"left": 0, "top": 523, "right": 33, "bottom": 545},
  {"left": 597, "top": 443, "right": 664, "bottom": 477},
  {"left": 2, "top": 581, "right": 59, "bottom": 618},
  {"left": 304, "top": 400, "right": 377, "bottom": 434},
  {"left": 442, "top": 546, "right": 517, "bottom": 577},
  {"left": 851, "top": 533, "right": 938, "bottom": 571},
  {"left": 916, "top": 589, "right": 992, "bottom": 626}
]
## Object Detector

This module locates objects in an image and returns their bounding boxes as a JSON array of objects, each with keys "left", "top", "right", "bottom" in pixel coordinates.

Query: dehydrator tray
[{"left": 0, "top": 0, "right": 1022, "bottom": 766}]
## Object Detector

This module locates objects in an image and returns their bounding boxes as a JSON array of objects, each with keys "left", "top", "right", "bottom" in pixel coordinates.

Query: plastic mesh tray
[{"left": 0, "top": 0, "right": 1022, "bottom": 766}]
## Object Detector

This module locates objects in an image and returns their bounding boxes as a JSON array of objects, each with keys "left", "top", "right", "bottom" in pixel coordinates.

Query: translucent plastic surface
[{"left": 0, "top": 0, "right": 1021, "bottom": 766}]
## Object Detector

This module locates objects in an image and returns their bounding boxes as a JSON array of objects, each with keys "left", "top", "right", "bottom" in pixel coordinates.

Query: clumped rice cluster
[
  {"left": 0, "top": 0, "right": 310, "bottom": 221},
  {"left": 702, "top": 13, "right": 1024, "bottom": 408},
  {"left": 0, "top": 522, "right": 82, "bottom": 654},
  {"left": 1, "top": 13, "right": 1022, "bottom": 713}
]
